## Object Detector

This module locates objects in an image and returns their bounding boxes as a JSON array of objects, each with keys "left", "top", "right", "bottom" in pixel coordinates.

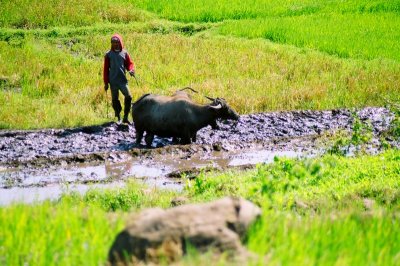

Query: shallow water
[
  {"left": 0, "top": 182, "right": 124, "bottom": 206},
  {"left": 0, "top": 146, "right": 312, "bottom": 205}
]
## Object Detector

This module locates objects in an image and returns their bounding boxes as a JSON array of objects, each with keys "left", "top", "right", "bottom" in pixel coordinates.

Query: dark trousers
[{"left": 110, "top": 83, "right": 132, "bottom": 118}]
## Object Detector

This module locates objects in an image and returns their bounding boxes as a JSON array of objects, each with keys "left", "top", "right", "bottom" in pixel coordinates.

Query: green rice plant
[
  {"left": 385, "top": 100, "right": 400, "bottom": 139},
  {"left": 0, "top": 0, "right": 152, "bottom": 28},
  {"left": 1, "top": 30, "right": 399, "bottom": 129},
  {"left": 186, "top": 156, "right": 400, "bottom": 263},
  {"left": 247, "top": 210, "right": 400, "bottom": 265},
  {"left": 134, "top": 0, "right": 400, "bottom": 61},
  {"left": 134, "top": 0, "right": 269, "bottom": 22},
  {"left": 186, "top": 149, "right": 400, "bottom": 212},
  {"left": 0, "top": 181, "right": 180, "bottom": 265},
  {"left": 350, "top": 114, "right": 373, "bottom": 146},
  {"left": 80, "top": 181, "right": 180, "bottom": 211},
  {"left": 0, "top": 201, "right": 125, "bottom": 266},
  {"left": 325, "top": 130, "right": 352, "bottom": 156},
  {"left": 326, "top": 112, "right": 373, "bottom": 156},
  {"left": 134, "top": 0, "right": 400, "bottom": 22},
  {"left": 1, "top": 150, "right": 400, "bottom": 265},
  {"left": 1, "top": 1, "right": 400, "bottom": 130},
  {"left": 218, "top": 12, "right": 400, "bottom": 61}
]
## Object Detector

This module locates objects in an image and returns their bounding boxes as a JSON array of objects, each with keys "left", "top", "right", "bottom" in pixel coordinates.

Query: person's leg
[
  {"left": 110, "top": 85, "right": 122, "bottom": 121},
  {"left": 119, "top": 83, "right": 132, "bottom": 123}
]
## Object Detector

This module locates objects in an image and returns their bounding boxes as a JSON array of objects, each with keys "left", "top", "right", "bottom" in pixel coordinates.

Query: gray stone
[{"left": 108, "top": 197, "right": 261, "bottom": 265}]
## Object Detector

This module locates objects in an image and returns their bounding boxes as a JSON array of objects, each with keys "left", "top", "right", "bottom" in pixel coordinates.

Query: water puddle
[
  {"left": 0, "top": 144, "right": 317, "bottom": 206},
  {"left": 226, "top": 150, "right": 302, "bottom": 166},
  {"left": 0, "top": 182, "right": 123, "bottom": 206}
]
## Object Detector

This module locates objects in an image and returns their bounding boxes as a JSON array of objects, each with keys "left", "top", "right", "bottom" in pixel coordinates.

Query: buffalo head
[{"left": 209, "top": 98, "right": 239, "bottom": 121}]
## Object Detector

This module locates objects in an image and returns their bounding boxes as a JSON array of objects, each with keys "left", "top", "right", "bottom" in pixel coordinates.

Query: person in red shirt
[{"left": 103, "top": 34, "right": 135, "bottom": 123}]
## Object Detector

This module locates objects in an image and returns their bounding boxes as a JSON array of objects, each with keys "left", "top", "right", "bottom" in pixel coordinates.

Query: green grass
[
  {"left": 0, "top": 0, "right": 153, "bottom": 28},
  {"left": 135, "top": 0, "right": 400, "bottom": 61},
  {"left": 1, "top": 0, "right": 400, "bottom": 129},
  {"left": 134, "top": 0, "right": 400, "bottom": 22},
  {"left": 0, "top": 181, "right": 179, "bottom": 266},
  {"left": 1, "top": 150, "right": 400, "bottom": 265},
  {"left": 1, "top": 31, "right": 399, "bottom": 129},
  {"left": 0, "top": 201, "right": 125, "bottom": 265},
  {"left": 188, "top": 150, "right": 400, "bottom": 210},
  {"left": 219, "top": 13, "right": 400, "bottom": 61},
  {"left": 248, "top": 212, "right": 400, "bottom": 265},
  {"left": 1, "top": 1, "right": 400, "bottom": 265}
]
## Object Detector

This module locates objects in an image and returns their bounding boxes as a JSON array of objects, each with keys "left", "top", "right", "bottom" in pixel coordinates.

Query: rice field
[
  {"left": 0, "top": 1, "right": 400, "bottom": 265},
  {"left": 1, "top": 150, "right": 400, "bottom": 265}
]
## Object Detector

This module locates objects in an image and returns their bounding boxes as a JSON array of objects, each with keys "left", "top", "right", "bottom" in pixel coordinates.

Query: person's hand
[
  {"left": 104, "top": 84, "right": 109, "bottom": 91},
  {"left": 129, "top": 70, "right": 135, "bottom": 77}
]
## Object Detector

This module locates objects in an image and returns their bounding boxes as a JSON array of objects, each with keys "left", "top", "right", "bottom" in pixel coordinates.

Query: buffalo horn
[
  {"left": 210, "top": 103, "right": 222, "bottom": 109},
  {"left": 180, "top": 87, "right": 198, "bottom": 93},
  {"left": 205, "top": 96, "right": 215, "bottom": 101}
]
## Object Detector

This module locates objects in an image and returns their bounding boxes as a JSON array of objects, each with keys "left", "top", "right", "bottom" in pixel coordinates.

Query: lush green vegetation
[
  {"left": 0, "top": 0, "right": 152, "bottom": 28},
  {"left": 0, "top": 0, "right": 399, "bottom": 129},
  {"left": 134, "top": 0, "right": 400, "bottom": 22},
  {"left": 1, "top": 1, "right": 399, "bottom": 265},
  {"left": 1, "top": 30, "right": 398, "bottom": 129},
  {"left": 1, "top": 150, "right": 400, "bottom": 265},
  {"left": 136, "top": 0, "right": 400, "bottom": 60},
  {"left": 219, "top": 13, "right": 400, "bottom": 61}
]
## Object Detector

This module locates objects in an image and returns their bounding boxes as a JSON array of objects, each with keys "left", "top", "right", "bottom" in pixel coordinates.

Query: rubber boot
[
  {"left": 123, "top": 96, "right": 132, "bottom": 124},
  {"left": 113, "top": 100, "right": 122, "bottom": 123},
  {"left": 122, "top": 114, "right": 130, "bottom": 124}
]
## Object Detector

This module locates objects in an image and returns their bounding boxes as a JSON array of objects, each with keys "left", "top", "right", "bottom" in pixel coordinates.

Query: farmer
[{"left": 103, "top": 33, "right": 135, "bottom": 123}]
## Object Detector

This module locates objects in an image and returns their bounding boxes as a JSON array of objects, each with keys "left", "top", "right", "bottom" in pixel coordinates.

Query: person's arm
[{"left": 125, "top": 53, "right": 135, "bottom": 76}]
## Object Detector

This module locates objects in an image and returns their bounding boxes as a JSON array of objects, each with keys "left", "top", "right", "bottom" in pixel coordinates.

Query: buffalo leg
[
  {"left": 210, "top": 120, "right": 219, "bottom": 130},
  {"left": 180, "top": 130, "right": 192, "bottom": 145},
  {"left": 181, "top": 137, "right": 191, "bottom": 145},
  {"left": 145, "top": 133, "right": 154, "bottom": 147},
  {"left": 191, "top": 133, "right": 197, "bottom": 143},
  {"left": 135, "top": 129, "right": 144, "bottom": 145}
]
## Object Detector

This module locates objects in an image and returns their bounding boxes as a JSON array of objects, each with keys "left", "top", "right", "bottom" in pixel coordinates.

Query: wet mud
[{"left": 0, "top": 107, "right": 397, "bottom": 205}]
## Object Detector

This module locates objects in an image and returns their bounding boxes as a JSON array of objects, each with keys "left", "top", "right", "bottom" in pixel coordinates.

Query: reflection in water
[
  {"left": 105, "top": 160, "right": 165, "bottom": 178},
  {"left": 22, "top": 165, "right": 108, "bottom": 186},
  {"left": 0, "top": 147, "right": 317, "bottom": 205},
  {"left": 228, "top": 150, "right": 301, "bottom": 166}
]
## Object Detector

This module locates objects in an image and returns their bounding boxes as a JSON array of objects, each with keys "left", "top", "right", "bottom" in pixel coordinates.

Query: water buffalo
[
  {"left": 171, "top": 87, "right": 219, "bottom": 130},
  {"left": 131, "top": 92, "right": 239, "bottom": 147},
  {"left": 171, "top": 86, "right": 198, "bottom": 99}
]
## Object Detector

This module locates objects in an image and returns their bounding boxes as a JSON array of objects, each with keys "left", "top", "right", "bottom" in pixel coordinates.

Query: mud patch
[
  {"left": 0, "top": 107, "right": 398, "bottom": 205},
  {"left": 0, "top": 107, "right": 393, "bottom": 166}
]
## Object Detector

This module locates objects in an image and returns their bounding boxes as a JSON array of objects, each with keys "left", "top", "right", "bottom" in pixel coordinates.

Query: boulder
[{"left": 108, "top": 197, "right": 261, "bottom": 265}]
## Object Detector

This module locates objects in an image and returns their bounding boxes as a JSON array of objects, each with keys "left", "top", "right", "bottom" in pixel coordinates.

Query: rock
[{"left": 108, "top": 197, "right": 261, "bottom": 265}]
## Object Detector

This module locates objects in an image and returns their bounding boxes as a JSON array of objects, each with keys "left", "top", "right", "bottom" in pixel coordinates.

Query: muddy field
[{"left": 0, "top": 107, "right": 397, "bottom": 205}]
